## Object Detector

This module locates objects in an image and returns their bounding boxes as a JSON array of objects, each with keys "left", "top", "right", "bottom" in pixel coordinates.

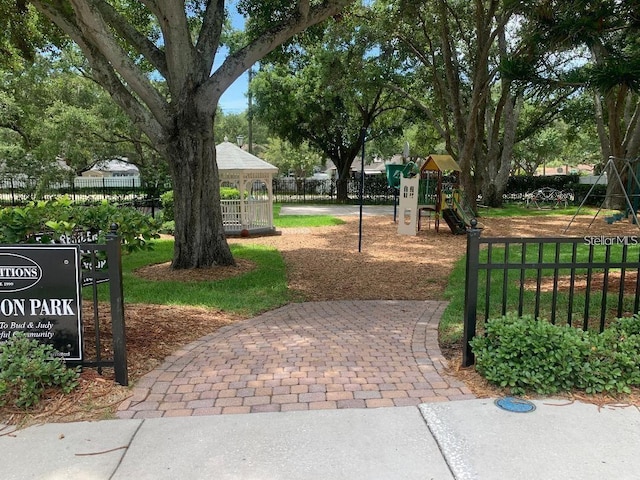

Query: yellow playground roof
[{"left": 421, "top": 155, "right": 461, "bottom": 172}]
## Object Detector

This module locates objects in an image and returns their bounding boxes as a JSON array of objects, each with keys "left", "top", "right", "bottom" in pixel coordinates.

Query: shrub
[
  {"left": 0, "top": 197, "right": 161, "bottom": 252},
  {"left": 470, "top": 314, "right": 640, "bottom": 395},
  {"left": 160, "top": 190, "right": 174, "bottom": 222},
  {"left": 578, "top": 317, "right": 640, "bottom": 394},
  {"left": 220, "top": 187, "right": 242, "bottom": 199},
  {"left": 0, "top": 334, "right": 80, "bottom": 409}
]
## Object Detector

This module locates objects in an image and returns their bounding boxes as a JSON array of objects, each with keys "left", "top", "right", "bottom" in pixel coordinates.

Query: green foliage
[
  {"left": 0, "top": 197, "right": 161, "bottom": 252},
  {"left": 470, "top": 314, "right": 640, "bottom": 395},
  {"left": 503, "top": 175, "right": 607, "bottom": 207},
  {"left": 251, "top": 3, "right": 408, "bottom": 197},
  {"left": 0, "top": 333, "right": 79, "bottom": 409},
  {"left": 0, "top": 53, "right": 169, "bottom": 194},
  {"left": 220, "top": 187, "right": 242, "bottom": 199},
  {"left": 160, "top": 190, "right": 174, "bottom": 222},
  {"left": 263, "top": 137, "right": 324, "bottom": 178},
  {"left": 213, "top": 110, "right": 269, "bottom": 148}
]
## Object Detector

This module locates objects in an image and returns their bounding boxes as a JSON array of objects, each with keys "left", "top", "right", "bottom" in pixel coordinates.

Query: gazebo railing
[{"left": 221, "top": 199, "right": 273, "bottom": 232}]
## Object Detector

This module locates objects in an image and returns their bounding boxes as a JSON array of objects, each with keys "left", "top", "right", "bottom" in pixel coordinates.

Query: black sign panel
[{"left": 0, "top": 246, "right": 82, "bottom": 361}]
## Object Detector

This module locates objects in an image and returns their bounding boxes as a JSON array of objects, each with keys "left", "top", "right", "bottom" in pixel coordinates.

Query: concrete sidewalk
[
  {"left": 279, "top": 204, "right": 394, "bottom": 216},
  {"left": 3, "top": 399, "right": 639, "bottom": 479}
]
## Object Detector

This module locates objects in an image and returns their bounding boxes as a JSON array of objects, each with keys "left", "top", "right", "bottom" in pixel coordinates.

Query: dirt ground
[{"left": 2, "top": 213, "right": 640, "bottom": 426}]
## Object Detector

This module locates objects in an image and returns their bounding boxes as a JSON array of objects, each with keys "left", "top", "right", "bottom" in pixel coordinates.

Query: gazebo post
[
  {"left": 238, "top": 172, "right": 248, "bottom": 230},
  {"left": 266, "top": 173, "right": 274, "bottom": 229}
]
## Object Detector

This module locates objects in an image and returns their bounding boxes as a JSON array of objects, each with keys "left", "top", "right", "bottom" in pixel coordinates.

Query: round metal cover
[{"left": 494, "top": 397, "right": 536, "bottom": 413}]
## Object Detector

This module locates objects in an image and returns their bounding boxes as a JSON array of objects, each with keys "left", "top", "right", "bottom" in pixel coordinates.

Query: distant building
[
  {"left": 534, "top": 164, "right": 596, "bottom": 176},
  {"left": 82, "top": 159, "right": 139, "bottom": 178}
]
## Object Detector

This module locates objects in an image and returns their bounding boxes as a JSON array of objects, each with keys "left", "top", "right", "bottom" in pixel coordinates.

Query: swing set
[{"left": 564, "top": 156, "right": 640, "bottom": 233}]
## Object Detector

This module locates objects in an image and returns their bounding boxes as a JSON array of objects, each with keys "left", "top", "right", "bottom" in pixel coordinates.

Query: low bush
[
  {"left": 160, "top": 190, "right": 174, "bottom": 222},
  {"left": 470, "top": 314, "right": 640, "bottom": 395},
  {"left": 0, "top": 197, "right": 161, "bottom": 252},
  {"left": 0, "top": 334, "right": 80, "bottom": 409}
]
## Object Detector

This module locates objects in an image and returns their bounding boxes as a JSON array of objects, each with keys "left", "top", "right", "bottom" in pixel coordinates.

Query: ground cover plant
[
  {"left": 0, "top": 334, "right": 79, "bottom": 409},
  {"left": 470, "top": 314, "right": 640, "bottom": 395}
]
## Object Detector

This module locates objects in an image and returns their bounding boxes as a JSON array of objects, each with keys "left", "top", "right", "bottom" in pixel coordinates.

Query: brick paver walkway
[{"left": 117, "top": 300, "right": 475, "bottom": 418}]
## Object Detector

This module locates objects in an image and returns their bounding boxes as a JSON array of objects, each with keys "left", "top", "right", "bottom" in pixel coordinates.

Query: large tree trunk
[
  {"left": 480, "top": 89, "right": 520, "bottom": 208},
  {"left": 165, "top": 108, "right": 235, "bottom": 268},
  {"left": 333, "top": 154, "right": 357, "bottom": 203},
  {"left": 335, "top": 176, "right": 350, "bottom": 202}
]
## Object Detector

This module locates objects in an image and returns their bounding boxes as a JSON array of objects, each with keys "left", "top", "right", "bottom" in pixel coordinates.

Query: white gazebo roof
[{"left": 216, "top": 142, "right": 278, "bottom": 174}]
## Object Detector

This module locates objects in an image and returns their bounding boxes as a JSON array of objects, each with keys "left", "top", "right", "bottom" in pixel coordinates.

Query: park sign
[{"left": 0, "top": 245, "right": 83, "bottom": 361}]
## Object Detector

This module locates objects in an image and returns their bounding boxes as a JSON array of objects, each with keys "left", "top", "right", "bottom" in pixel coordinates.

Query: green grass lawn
[
  {"left": 440, "top": 238, "right": 640, "bottom": 348},
  {"left": 91, "top": 239, "right": 290, "bottom": 316},
  {"left": 92, "top": 207, "right": 342, "bottom": 315}
]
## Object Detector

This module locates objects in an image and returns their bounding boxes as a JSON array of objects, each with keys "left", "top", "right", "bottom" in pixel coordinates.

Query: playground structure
[
  {"left": 395, "top": 155, "right": 472, "bottom": 235},
  {"left": 565, "top": 156, "right": 640, "bottom": 233}
]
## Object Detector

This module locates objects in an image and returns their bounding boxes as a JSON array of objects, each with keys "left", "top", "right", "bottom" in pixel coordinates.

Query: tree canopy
[
  {"left": 0, "top": 0, "right": 355, "bottom": 268},
  {"left": 252, "top": 3, "right": 409, "bottom": 201}
]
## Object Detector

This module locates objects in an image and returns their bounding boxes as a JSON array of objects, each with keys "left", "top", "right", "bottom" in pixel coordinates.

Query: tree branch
[
  {"left": 196, "top": 0, "right": 225, "bottom": 75},
  {"left": 93, "top": 0, "right": 168, "bottom": 78},
  {"left": 150, "top": 0, "right": 198, "bottom": 98},
  {"left": 66, "top": 0, "right": 169, "bottom": 124},
  {"left": 199, "top": 0, "right": 355, "bottom": 110},
  {"left": 32, "top": 1, "right": 165, "bottom": 144}
]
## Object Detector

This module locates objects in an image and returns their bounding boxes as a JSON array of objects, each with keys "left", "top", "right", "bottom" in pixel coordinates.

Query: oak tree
[{"left": 1, "top": 0, "right": 354, "bottom": 268}]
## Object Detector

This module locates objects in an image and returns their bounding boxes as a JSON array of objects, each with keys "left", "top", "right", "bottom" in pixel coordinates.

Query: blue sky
[
  {"left": 217, "top": 6, "right": 249, "bottom": 114},
  {"left": 219, "top": 73, "right": 249, "bottom": 113}
]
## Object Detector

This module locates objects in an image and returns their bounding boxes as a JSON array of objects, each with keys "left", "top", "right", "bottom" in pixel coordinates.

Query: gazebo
[{"left": 216, "top": 141, "right": 278, "bottom": 235}]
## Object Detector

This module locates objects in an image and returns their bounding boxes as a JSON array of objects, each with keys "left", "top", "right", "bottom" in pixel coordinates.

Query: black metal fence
[
  {"left": 77, "top": 227, "right": 128, "bottom": 385},
  {"left": 272, "top": 176, "right": 396, "bottom": 204},
  {"left": 0, "top": 176, "right": 397, "bottom": 206},
  {"left": 462, "top": 224, "right": 640, "bottom": 367},
  {"left": 0, "top": 177, "right": 164, "bottom": 206},
  {"left": 0, "top": 174, "right": 606, "bottom": 207}
]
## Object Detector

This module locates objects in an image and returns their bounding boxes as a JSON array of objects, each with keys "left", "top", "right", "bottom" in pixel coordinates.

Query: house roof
[
  {"left": 216, "top": 142, "right": 278, "bottom": 173},
  {"left": 89, "top": 159, "right": 140, "bottom": 173}
]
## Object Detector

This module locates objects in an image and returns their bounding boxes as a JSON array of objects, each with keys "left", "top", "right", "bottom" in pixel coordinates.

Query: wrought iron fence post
[
  {"left": 462, "top": 219, "right": 482, "bottom": 367},
  {"left": 106, "top": 223, "right": 128, "bottom": 386}
]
